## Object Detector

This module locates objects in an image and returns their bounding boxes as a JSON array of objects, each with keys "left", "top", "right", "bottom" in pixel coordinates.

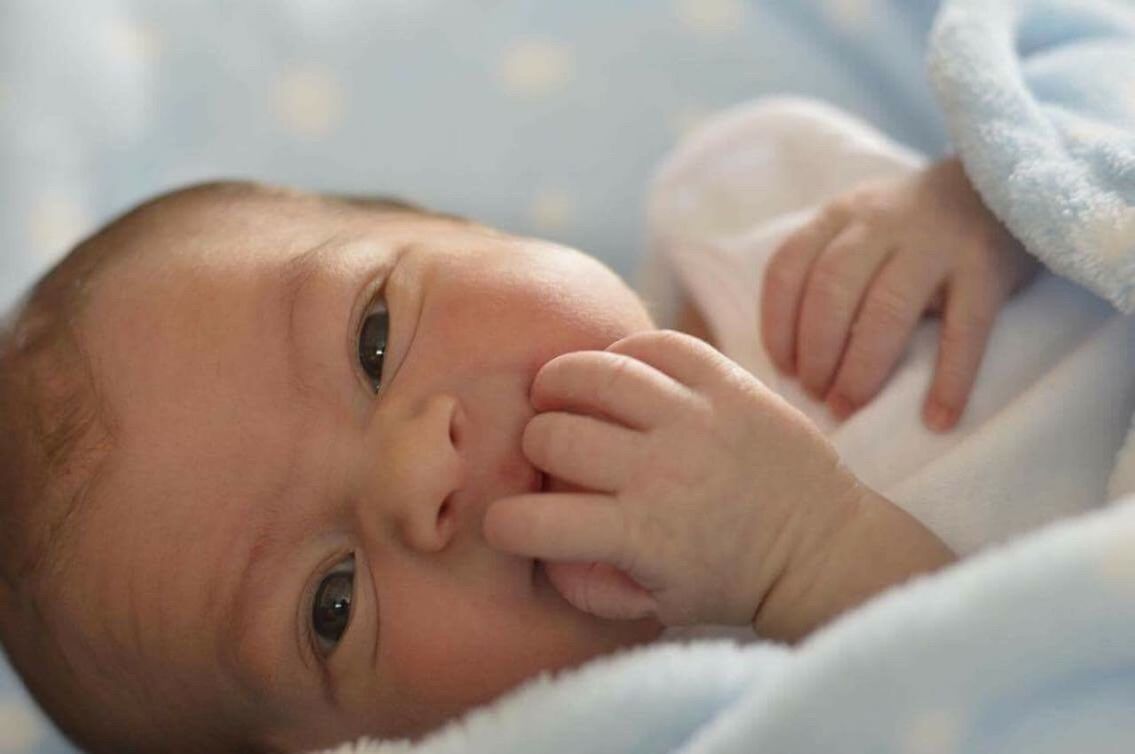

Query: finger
[
  {"left": 760, "top": 204, "right": 850, "bottom": 375},
  {"left": 795, "top": 224, "right": 893, "bottom": 399},
  {"left": 825, "top": 248, "right": 949, "bottom": 418},
  {"left": 544, "top": 561, "right": 656, "bottom": 621},
  {"left": 532, "top": 349, "right": 690, "bottom": 430},
  {"left": 483, "top": 493, "right": 630, "bottom": 567},
  {"left": 922, "top": 272, "right": 1000, "bottom": 432},
  {"left": 523, "top": 412, "right": 642, "bottom": 493},
  {"left": 606, "top": 329, "right": 748, "bottom": 391}
]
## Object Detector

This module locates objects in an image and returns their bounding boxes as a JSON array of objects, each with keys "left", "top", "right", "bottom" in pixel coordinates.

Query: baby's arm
[
  {"left": 761, "top": 157, "right": 1041, "bottom": 431},
  {"left": 485, "top": 330, "right": 954, "bottom": 640}
]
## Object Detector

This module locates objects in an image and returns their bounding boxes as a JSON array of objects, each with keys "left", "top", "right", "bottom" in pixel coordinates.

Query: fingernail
[
  {"left": 925, "top": 402, "right": 954, "bottom": 432},
  {"left": 827, "top": 393, "right": 855, "bottom": 420}
]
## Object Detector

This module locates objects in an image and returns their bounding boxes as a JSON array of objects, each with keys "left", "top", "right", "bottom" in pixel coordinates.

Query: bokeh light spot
[
  {"left": 901, "top": 706, "right": 963, "bottom": 754},
  {"left": 273, "top": 65, "right": 346, "bottom": 138},
  {"left": 674, "top": 0, "right": 746, "bottom": 37},
  {"left": 498, "top": 38, "right": 575, "bottom": 98},
  {"left": 1095, "top": 527, "right": 1135, "bottom": 598},
  {"left": 27, "top": 192, "right": 92, "bottom": 264},
  {"left": 529, "top": 188, "right": 575, "bottom": 232},
  {"left": 823, "top": 0, "right": 875, "bottom": 33},
  {"left": 0, "top": 698, "right": 46, "bottom": 751}
]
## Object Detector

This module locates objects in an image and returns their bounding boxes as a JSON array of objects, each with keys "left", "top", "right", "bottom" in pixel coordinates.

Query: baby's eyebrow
[
  {"left": 278, "top": 239, "right": 339, "bottom": 402},
  {"left": 219, "top": 450, "right": 344, "bottom": 707}
]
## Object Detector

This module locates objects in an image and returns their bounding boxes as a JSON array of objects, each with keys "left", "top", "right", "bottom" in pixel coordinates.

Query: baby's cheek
[
  {"left": 368, "top": 601, "right": 531, "bottom": 735},
  {"left": 376, "top": 576, "right": 630, "bottom": 727}
]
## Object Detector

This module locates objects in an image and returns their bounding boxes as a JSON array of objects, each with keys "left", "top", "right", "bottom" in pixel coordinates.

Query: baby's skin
[{"left": 486, "top": 156, "right": 1039, "bottom": 637}]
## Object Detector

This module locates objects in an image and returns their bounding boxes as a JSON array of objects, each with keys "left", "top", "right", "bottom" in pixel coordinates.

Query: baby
[{"left": 0, "top": 101, "right": 1124, "bottom": 753}]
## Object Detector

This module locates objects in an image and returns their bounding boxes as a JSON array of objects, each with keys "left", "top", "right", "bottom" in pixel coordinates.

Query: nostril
[
  {"left": 438, "top": 495, "right": 453, "bottom": 524},
  {"left": 449, "top": 401, "right": 465, "bottom": 449}
]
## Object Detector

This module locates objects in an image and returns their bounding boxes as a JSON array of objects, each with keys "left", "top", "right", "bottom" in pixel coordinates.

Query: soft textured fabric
[
  {"left": 646, "top": 96, "right": 1135, "bottom": 557},
  {"left": 927, "top": 0, "right": 1135, "bottom": 315}
]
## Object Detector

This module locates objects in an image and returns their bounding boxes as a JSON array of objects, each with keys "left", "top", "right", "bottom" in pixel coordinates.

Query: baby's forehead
[
  {"left": 90, "top": 196, "right": 346, "bottom": 293},
  {"left": 112, "top": 189, "right": 452, "bottom": 276}
]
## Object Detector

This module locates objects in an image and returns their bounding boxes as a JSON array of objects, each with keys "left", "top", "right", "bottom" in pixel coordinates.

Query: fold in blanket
[{"left": 928, "top": 0, "right": 1135, "bottom": 315}]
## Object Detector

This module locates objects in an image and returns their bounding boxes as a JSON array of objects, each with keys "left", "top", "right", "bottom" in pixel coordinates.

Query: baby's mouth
[
  {"left": 530, "top": 471, "right": 548, "bottom": 589},
  {"left": 531, "top": 558, "right": 547, "bottom": 589}
]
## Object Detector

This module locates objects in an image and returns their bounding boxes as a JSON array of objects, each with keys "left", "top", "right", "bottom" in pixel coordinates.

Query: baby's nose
[{"left": 381, "top": 393, "right": 467, "bottom": 553}]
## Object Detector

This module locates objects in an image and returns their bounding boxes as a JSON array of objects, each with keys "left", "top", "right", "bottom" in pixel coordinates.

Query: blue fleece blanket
[
  {"left": 327, "top": 1, "right": 1135, "bottom": 752},
  {"left": 928, "top": 0, "right": 1135, "bottom": 315}
]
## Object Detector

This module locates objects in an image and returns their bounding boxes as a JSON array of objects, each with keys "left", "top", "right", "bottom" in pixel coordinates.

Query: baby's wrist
[{"left": 750, "top": 484, "right": 955, "bottom": 642}]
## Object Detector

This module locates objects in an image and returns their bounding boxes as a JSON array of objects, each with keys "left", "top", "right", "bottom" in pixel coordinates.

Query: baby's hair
[{"left": 0, "top": 180, "right": 448, "bottom": 753}]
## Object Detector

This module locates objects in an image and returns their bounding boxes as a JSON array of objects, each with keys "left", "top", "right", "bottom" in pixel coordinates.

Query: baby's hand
[
  {"left": 483, "top": 330, "right": 867, "bottom": 628},
  {"left": 761, "top": 157, "right": 1041, "bottom": 431}
]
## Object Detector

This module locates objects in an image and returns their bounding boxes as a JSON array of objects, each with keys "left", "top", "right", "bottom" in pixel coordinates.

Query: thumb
[{"left": 544, "top": 561, "right": 656, "bottom": 621}]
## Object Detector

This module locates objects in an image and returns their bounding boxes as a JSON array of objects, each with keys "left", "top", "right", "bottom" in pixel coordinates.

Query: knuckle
[
  {"left": 595, "top": 353, "right": 635, "bottom": 406},
  {"left": 850, "top": 193, "right": 890, "bottom": 227},
  {"left": 658, "top": 328, "right": 716, "bottom": 364},
  {"left": 651, "top": 328, "right": 693, "bottom": 350},
  {"left": 862, "top": 281, "right": 914, "bottom": 330},
  {"left": 615, "top": 328, "right": 681, "bottom": 357},
  {"left": 820, "top": 197, "right": 852, "bottom": 225},
  {"left": 807, "top": 260, "right": 854, "bottom": 308},
  {"left": 945, "top": 310, "right": 994, "bottom": 348}
]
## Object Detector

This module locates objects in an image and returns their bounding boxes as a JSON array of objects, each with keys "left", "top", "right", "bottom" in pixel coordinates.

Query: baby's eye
[
  {"left": 357, "top": 297, "right": 389, "bottom": 392},
  {"left": 311, "top": 556, "right": 355, "bottom": 656}
]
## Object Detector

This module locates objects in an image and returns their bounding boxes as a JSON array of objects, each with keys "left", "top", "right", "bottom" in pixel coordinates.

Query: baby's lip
[
  {"left": 531, "top": 558, "right": 547, "bottom": 590},
  {"left": 526, "top": 472, "right": 550, "bottom": 591},
  {"left": 527, "top": 467, "right": 548, "bottom": 494}
]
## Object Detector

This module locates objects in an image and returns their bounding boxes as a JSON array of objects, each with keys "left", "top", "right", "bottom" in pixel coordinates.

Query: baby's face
[{"left": 65, "top": 196, "right": 662, "bottom": 750}]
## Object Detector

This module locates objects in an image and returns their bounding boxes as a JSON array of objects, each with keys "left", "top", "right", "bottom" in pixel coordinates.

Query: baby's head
[{"left": 0, "top": 182, "right": 663, "bottom": 753}]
